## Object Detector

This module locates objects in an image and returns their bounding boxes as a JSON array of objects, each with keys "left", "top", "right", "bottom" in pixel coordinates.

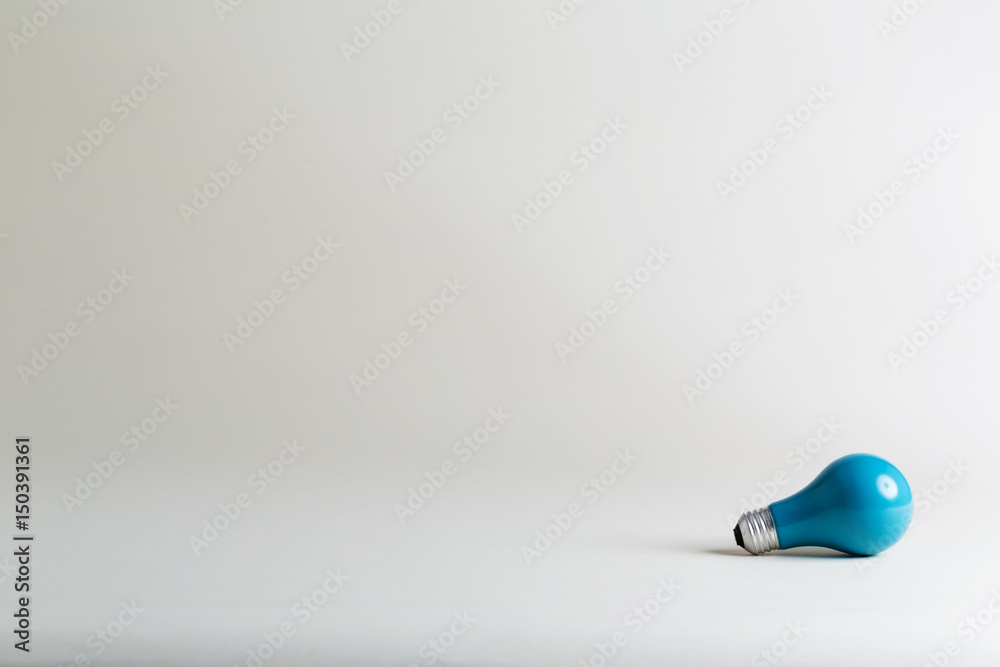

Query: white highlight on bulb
[{"left": 877, "top": 474, "right": 898, "bottom": 500}]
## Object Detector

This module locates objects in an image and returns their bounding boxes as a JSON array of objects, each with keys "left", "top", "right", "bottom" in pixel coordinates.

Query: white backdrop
[{"left": 2, "top": 0, "right": 1000, "bottom": 665}]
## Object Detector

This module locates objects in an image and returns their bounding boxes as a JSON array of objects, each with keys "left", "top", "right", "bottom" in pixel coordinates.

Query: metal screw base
[{"left": 735, "top": 506, "right": 780, "bottom": 555}]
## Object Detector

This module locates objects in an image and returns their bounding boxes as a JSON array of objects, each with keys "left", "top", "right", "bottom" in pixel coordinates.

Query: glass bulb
[{"left": 733, "top": 453, "right": 913, "bottom": 556}]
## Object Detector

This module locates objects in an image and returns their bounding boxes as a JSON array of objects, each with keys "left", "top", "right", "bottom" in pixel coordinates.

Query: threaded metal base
[{"left": 735, "top": 507, "right": 780, "bottom": 555}]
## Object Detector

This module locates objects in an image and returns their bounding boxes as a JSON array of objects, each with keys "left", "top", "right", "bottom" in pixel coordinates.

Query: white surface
[{"left": 2, "top": 0, "right": 1000, "bottom": 665}]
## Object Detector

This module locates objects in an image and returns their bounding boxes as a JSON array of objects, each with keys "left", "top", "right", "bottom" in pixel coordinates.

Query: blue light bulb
[{"left": 734, "top": 454, "right": 913, "bottom": 556}]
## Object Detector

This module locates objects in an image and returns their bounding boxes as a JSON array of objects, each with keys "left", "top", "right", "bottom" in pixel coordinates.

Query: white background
[{"left": 2, "top": 0, "right": 1000, "bottom": 665}]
